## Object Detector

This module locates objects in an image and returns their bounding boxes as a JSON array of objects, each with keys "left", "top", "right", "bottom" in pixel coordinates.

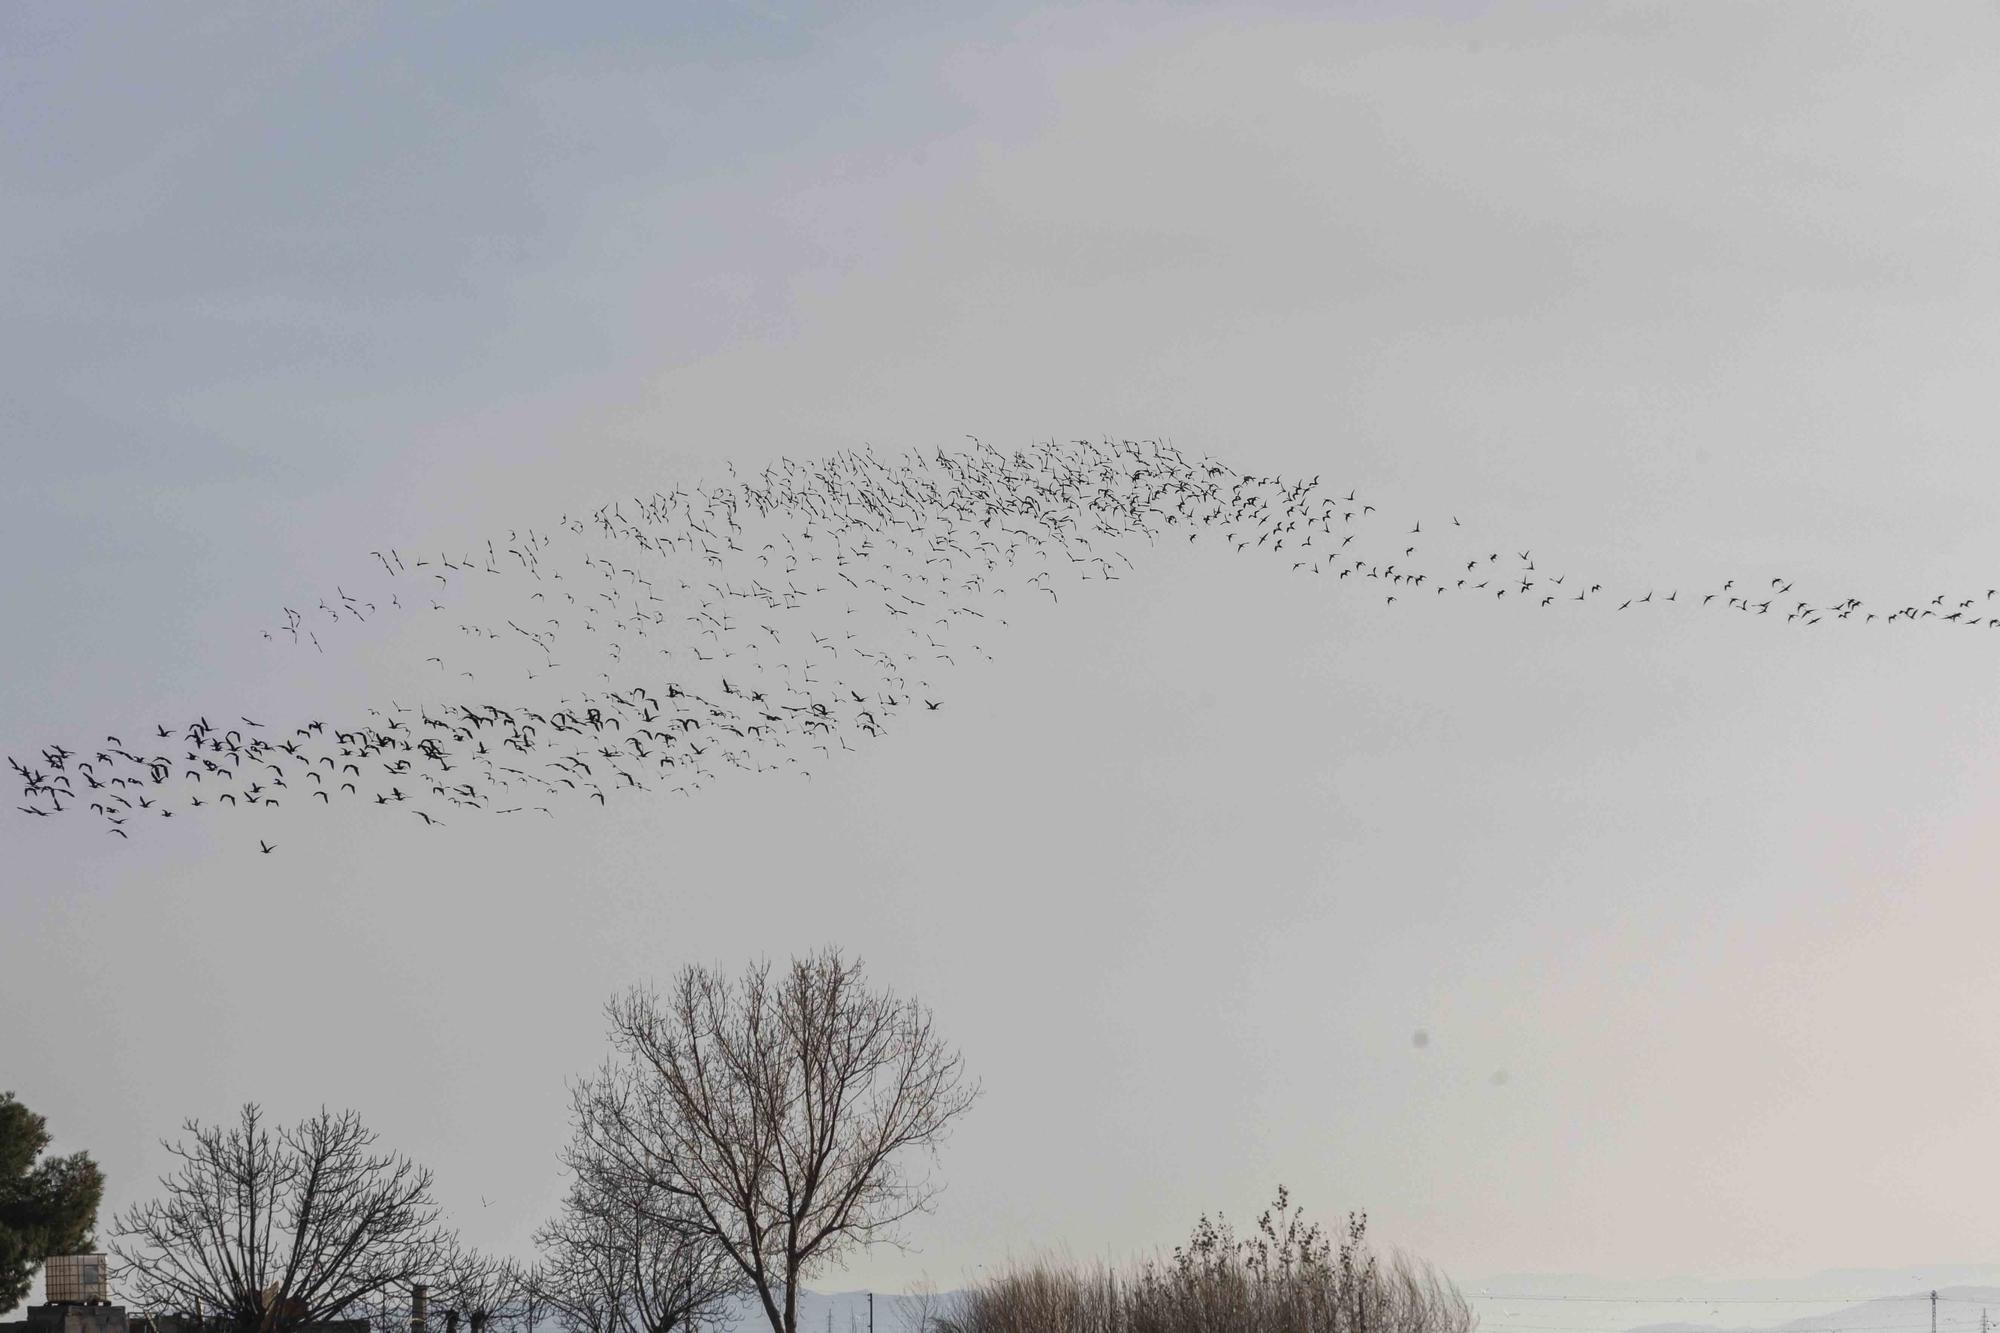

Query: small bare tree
[
  {"left": 111, "top": 1105, "right": 453, "bottom": 1333},
  {"left": 434, "top": 1250, "right": 522, "bottom": 1333},
  {"left": 898, "top": 1280, "right": 946, "bottom": 1333},
  {"left": 536, "top": 1256, "right": 615, "bottom": 1333},
  {"left": 572, "top": 948, "right": 980, "bottom": 1333},
  {"left": 345, "top": 1282, "right": 422, "bottom": 1333},
  {"left": 511, "top": 1262, "right": 559, "bottom": 1333},
  {"left": 535, "top": 1164, "right": 738, "bottom": 1333}
]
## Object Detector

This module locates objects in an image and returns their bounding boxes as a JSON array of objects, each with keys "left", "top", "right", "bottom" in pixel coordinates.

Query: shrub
[{"left": 932, "top": 1188, "right": 1475, "bottom": 1333}]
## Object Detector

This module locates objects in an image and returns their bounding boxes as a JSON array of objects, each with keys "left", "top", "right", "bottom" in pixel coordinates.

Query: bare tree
[
  {"left": 111, "top": 1105, "right": 454, "bottom": 1333},
  {"left": 535, "top": 1248, "right": 614, "bottom": 1333},
  {"left": 434, "top": 1250, "right": 522, "bottom": 1333},
  {"left": 571, "top": 949, "right": 981, "bottom": 1333},
  {"left": 535, "top": 1164, "right": 738, "bottom": 1333},
  {"left": 510, "top": 1262, "right": 559, "bottom": 1333},
  {"left": 345, "top": 1282, "right": 421, "bottom": 1333},
  {"left": 898, "top": 1280, "right": 946, "bottom": 1333}
]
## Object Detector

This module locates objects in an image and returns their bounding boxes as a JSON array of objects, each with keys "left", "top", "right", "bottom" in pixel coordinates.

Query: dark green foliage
[{"left": 0, "top": 1092, "right": 105, "bottom": 1316}]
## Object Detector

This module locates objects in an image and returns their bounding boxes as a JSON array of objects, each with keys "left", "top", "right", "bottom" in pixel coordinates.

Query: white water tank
[{"left": 44, "top": 1255, "right": 110, "bottom": 1304}]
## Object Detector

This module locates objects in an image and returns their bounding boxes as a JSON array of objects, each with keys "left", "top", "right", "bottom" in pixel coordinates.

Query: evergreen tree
[{"left": 0, "top": 1092, "right": 105, "bottom": 1315}]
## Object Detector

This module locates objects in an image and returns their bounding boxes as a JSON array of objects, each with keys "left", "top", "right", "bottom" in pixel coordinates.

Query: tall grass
[{"left": 928, "top": 1189, "right": 1476, "bottom": 1333}]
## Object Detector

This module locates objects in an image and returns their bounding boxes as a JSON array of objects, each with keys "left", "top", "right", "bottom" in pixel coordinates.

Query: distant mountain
[
  {"left": 1472, "top": 1271, "right": 2000, "bottom": 1302},
  {"left": 1465, "top": 1272, "right": 2000, "bottom": 1333},
  {"left": 1628, "top": 1288, "right": 2000, "bottom": 1333}
]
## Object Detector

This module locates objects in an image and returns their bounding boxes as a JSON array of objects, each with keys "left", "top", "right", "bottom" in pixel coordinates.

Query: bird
[{"left": 9, "top": 437, "right": 1982, "bottom": 844}]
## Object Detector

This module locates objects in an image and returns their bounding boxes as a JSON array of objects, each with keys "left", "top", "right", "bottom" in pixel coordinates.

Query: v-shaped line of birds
[{"left": 11, "top": 438, "right": 1993, "bottom": 848}]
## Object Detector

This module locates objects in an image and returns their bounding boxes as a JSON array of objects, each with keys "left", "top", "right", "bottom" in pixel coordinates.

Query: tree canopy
[
  {"left": 111, "top": 1104, "right": 452, "bottom": 1333},
  {"left": 0, "top": 1091, "right": 105, "bottom": 1316},
  {"left": 571, "top": 948, "right": 979, "bottom": 1333}
]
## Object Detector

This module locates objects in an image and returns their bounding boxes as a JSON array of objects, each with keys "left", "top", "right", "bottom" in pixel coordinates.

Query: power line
[
  {"left": 1480, "top": 1312, "right": 1960, "bottom": 1320},
  {"left": 1471, "top": 1296, "right": 2000, "bottom": 1306},
  {"left": 1470, "top": 1303, "right": 2000, "bottom": 1333},
  {"left": 1475, "top": 1313, "right": 2000, "bottom": 1333}
]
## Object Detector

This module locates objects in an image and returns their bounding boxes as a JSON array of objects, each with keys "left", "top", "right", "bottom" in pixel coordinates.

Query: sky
[{"left": 7, "top": 0, "right": 2000, "bottom": 1308}]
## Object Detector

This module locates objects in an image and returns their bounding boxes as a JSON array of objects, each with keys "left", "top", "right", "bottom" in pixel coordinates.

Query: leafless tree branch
[
  {"left": 570, "top": 949, "right": 979, "bottom": 1333},
  {"left": 110, "top": 1106, "right": 454, "bottom": 1333}
]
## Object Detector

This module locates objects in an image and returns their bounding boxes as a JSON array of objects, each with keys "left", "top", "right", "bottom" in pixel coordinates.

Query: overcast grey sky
[{"left": 8, "top": 0, "right": 2000, "bottom": 1305}]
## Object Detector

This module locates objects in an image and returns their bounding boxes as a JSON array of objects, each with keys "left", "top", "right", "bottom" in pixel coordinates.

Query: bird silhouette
[{"left": 9, "top": 437, "right": 1989, "bottom": 843}]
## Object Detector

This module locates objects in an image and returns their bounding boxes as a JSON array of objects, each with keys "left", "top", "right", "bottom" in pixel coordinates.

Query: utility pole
[
  {"left": 1932, "top": 1289, "right": 1938, "bottom": 1333},
  {"left": 868, "top": 1292, "right": 874, "bottom": 1333}
]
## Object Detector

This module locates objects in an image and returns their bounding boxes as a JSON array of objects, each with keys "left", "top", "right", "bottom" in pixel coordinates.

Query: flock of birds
[{"left": 10, "top": 437, "right": 1998, "bottom": 848}]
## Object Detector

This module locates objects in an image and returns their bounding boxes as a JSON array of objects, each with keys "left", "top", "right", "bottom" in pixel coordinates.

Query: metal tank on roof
[{"left": 42, "top": 1258, "right": 110, "bottom": 1307}]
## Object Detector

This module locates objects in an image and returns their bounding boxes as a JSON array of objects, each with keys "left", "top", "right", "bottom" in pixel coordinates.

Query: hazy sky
[{"left": 8, "top": 0, "right": 2000, "bottom": 1310}]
